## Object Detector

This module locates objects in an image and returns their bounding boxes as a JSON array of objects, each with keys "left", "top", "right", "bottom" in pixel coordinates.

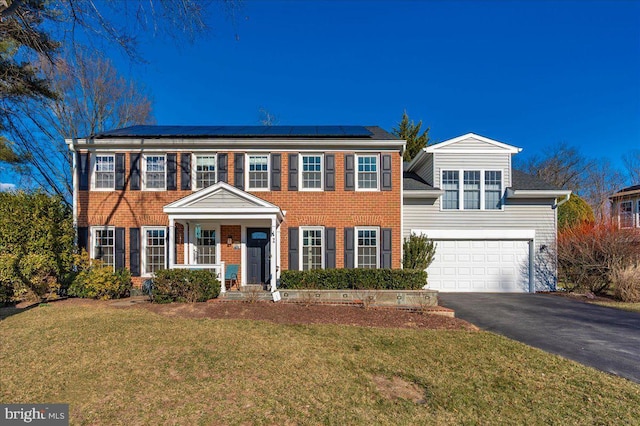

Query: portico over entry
[{"left": 163, "top": 181, "right": 285, "bottom": 292}]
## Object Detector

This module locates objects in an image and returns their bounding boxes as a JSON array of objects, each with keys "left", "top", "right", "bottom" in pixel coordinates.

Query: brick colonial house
[{"left": 67, "top": 126, "right": 404, "bottom": 292}]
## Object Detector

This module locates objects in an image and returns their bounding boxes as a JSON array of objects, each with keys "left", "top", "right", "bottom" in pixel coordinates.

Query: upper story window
[
  {"left": 442, "top": 170, "right": 503, "bottom": 211},
  {"left": 301, "top": 154, "right": 323, "bottom": 190},
  {"left": 301, "top": 227, "right": 324, "bottom": 270},
  {"left": 195, "top": 155, "right": 217, "bottom": 189},
  {"left": 356, "top": 227, "right": 379, "bottom": 269},
  {"left": 91, "top": 227, "right": 114, "bottom": 269},
  {"left": 94, "top": 155, "right": 115, "bottom": 189},
  {"left": 620, "top": 201, "right": 634, "bottom": 228},
  {"left": 357, "top": 155, "right": 378, "bottom": 190},
  {"left": 144, "top": 154, "right": 166, "bottom": 190},
  {"left": 247, "top": 154, "right": 269, "bottom": 190}
]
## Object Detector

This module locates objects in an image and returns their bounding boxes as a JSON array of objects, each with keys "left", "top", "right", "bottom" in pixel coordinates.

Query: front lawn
[
  {"left": 590, "top": 301, "right": 640, "bottom": 314},
  {"left": 1, "top": 303, "right": 639, "bottom": 424}
]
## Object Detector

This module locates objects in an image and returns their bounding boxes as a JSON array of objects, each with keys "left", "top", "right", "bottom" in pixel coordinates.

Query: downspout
[
  {"left": 553, "top": 193, "right": 571, "bottom": 209},
  {"left": 67, "top": 139, "right": 78, "bottom": 249}
]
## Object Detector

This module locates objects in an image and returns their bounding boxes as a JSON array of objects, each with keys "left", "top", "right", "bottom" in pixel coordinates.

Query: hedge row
[
  {"left": 279, "top": 268, "right": 428, "bottom": 290},
  {"left": 151, "top": 269, "right": 220, "bottom": 303}
]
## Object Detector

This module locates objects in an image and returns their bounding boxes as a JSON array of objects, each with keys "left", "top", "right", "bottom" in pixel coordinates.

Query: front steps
[{"left": 220, "top": 284, "right": 273, "bottom": 302}]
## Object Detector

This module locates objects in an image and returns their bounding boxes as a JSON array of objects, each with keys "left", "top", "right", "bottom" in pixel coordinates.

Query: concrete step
[{"left": 220, "top": 290, "right": 273, "bottom": 301}]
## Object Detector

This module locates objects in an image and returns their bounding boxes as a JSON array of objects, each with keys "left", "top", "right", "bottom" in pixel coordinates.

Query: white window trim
[
  {"left": 141, "top": 226, "right": 167, "bottom": 277},
  {"left": 90, "top": 226, "right": 115, "bottom": 270},
  {"left": 193, "top": 224, "right": 220, "bottom": 265},
  {"left": 245, "top": 153, "right": 271, "bottom": 191},
  {"left": 142, "top": 154, "right": 167, "bottom": 191},
  {"left": 355, "top": 154, "right": 380, "bottom": 191},
  {"left": 91, "top": 153, "right": 116, "bottom": 191},
  {"left": 620, "top": 200, "right": 633, "bottom": 229},
  {"left": 299, "top": 154, "right": 324, "bottom": 191},
  {"left": 354, "top": 226, "right": 380, "bottom": 269},
  {"left": 299, "top": 226, "right": 325, "bottom": 270},
  {"left": 441, "top": 169, "right": 504, "bottom": 211},
  {"left": 192, "top": 153, "right": 218, "bottom": 190},
  {"left": 637, "top": 200, "right": 640, "bottom": 228}
]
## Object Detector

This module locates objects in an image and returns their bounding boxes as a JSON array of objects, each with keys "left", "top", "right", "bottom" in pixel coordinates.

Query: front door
[{"left": 246, "top": 228, "right": 270, "bottom": 284}]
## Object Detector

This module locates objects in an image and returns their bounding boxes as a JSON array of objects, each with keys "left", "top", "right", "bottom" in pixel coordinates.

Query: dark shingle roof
[
  {"left": 91, "top": 125, "right": 398, "bottom": 140},
  {"left": 510, "top": 170, "right": 562, "bottom": 191},
  {"left": 403, "top": 171, "right": 436, "bottom": 191},
  {"left": 614, "top": 184, "right": 640, "bottom": 194}
]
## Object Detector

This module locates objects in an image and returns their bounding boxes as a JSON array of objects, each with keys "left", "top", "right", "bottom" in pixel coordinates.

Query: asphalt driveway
[{"left": 438, "top": 293, "right": 640, "bottom": 384}]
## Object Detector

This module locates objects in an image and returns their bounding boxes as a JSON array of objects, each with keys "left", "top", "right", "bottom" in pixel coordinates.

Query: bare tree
[
  {"left": 622, "top": 150, "right": 640, "bottom": 184},
  {"left": 581, "top": 160, "right": 626, "bottom": 222},
  {"left": 8, "top": 52, "right": 153, "bottom": 203},
  {"left": 258, "top": 107, "right": 280, "bottom": 126}
]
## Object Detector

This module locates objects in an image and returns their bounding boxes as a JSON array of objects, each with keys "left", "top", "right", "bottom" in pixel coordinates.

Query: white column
[
  {"left": 169, "top": 217, "right": 175, "bottom": 268},
  {"left": 270, "top": 217, "right": 277, "bottom": 292}
]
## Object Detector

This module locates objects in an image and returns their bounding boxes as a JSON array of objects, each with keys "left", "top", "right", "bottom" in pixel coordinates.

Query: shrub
[
  {"left": 557, "top": 194, "right": 595, "bottom": 231},
  {"left": 610, "top": 264, "right": 640, "bottom": 303},
  {"left": 68, "top": 251, "right": 132, "bottom": 300},
  {"left": 279, "top": 268, "right": 428, "bottom": 290},
  {"left": 402, "top": 234, "right": 436, "bottom": 270},
  {"left": 151, "top": 269, "right": 220, "bottom": 303},
  {"left": 557, "top": 223, "right": 640, "bottom": 294}
]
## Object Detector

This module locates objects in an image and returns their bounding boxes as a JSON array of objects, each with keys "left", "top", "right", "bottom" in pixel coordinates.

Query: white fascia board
[
  {"left": 164, "top": 181, "right": 277, "bottom": 209},
  {"left": 411, "top": 229, "right": 535, "bottom": 240},
  {"left": 403, "top": 190, "right": 443, "bottom": 198},
  {"left": 506, "top": 188, "right": 572, "bottom": 199},
  {"left": 610, "top": 189, "right": 640, "bottom": 199},
  {"left": 425, "top": 133, "right": 522, "bottom": 154},
  {"left": 169, "top": 213, "right": 283, "bottom": 221}
]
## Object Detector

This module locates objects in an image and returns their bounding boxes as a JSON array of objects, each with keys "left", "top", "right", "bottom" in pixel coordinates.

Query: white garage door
[{"left": 427, "top": 240, "right": 530, "bottom": 292}]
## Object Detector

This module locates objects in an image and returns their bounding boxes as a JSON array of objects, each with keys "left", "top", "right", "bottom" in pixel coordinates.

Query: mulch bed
[{"left": 3, "top": 297, "right": 477, "bottom": 331}]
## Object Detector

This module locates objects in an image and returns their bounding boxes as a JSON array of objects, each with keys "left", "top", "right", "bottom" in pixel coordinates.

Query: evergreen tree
[{"left": 392, "top": 111, "right": 430, "bottom": 162}]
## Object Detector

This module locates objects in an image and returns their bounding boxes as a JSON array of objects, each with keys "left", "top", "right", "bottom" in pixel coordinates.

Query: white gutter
[
  {"left": 65, "top": 138, "right": 78, "bottom": 247},
  {"left": 506, "top": 188, "right": 572, "bottom": 199},
  {"left": 553, "top": 192, "right": 572, "bottom": 209}
]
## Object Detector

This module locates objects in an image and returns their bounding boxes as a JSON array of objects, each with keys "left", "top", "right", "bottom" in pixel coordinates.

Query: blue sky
[{"left": 2, "top": 0, "right": 639, "bottom": 188}]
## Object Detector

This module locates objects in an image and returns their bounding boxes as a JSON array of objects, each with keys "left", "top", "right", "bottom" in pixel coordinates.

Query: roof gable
[
  {"left": 164, "top": 182, "right": 279, "bottom": 211},
  {"left": 425, "top": 133, "right": 522, "bottom": 154}
]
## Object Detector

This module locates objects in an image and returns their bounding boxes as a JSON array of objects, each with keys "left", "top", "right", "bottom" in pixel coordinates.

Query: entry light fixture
[{"left": 227, "top": 235, "right": 233, "bottom": 246}]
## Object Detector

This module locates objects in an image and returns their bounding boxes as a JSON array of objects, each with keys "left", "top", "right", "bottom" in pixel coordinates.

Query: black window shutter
[
  {"left": 234, "top": 153, "right": 244, "bottom": 190},
  {"left": 129, "top": 228, "right": 140, "bottom": 277},
  {"left": 129, "top": 153, "right": 141, "bottom": 191},
  {"left": 288, "top": 154, "right": 298, "bottom": 191},
  {"left": 344, "top": 154, "right": 355, "bottom": 191},
  {"left": 381, "top": 228, "right": 392, "bottom": 269},
  {"left": 325, "top": 154, "right": 335, "bottom": 191},
  {"left": 381, "top": 154, "right": 392, "bottom": 191},
  {"left": 115, "top": 227, "right": 125, "bottom": 270},
  {"left": 180, "top": 153, "right": 191, "bottom": 190},
  {"left": 218, "top": 153, "right": 228, "bottom": 183},
  {"left": 77, "top": 227, "right": 89, "bottom": 252},
  {"left": 344, "top": 227, "right": 355, "bottom": 268},
  {"left": 78, "top": 152, "right": 89, "bottom": 190},
  {"left": 166, "top": 153, "right": 177, "bottom": 190},
  {"left": 271, "top": 154, "right": 281, "bottom": 191},
  {"left": 288, "top": 227, "right": 299, "bottom": 271},
  {"left": 325, "top": 227, "right": 336, "bottom": 269},
  {"left": 115, "top": 153, "right": 125, "bottom": 190}
]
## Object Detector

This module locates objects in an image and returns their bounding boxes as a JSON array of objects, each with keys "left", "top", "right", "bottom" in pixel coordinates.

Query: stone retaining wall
[{"left": 276, "top": 289, "right": 438, "bottom": 307}]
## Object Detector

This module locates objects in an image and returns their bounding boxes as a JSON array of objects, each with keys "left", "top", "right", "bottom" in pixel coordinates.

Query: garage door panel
[{"left": 427, "top": 239, "right": 530, "bottom": 292}]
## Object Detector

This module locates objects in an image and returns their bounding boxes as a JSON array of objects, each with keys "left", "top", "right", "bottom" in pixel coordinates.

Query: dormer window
[{"left": 442, "top": 170, "right": 503, "bottom": 210}]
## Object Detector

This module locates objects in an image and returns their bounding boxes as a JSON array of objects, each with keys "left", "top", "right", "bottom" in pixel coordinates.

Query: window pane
[
  {"left": 485, "top": 171, "right": 502, "bottom": 210},
  {"left": 302, "top": 229, "right": 323, "bottom": 270},
  {"left": 196, "top": 229, "right": 216, "bottom": 264},
  {"left": 146, "top": 156, "right": 165, "bottom": 189},
  {"left": 357, "top": 156, "right": 378, "bottom": 189},
  {"left": 196, "top": 156, "right": 216, "bottom": 189},
  {"left": 463, "top": 171, "right": 480, "bottom": 210},
  {"left": 442, "top": 171, "right": 459, "bottom": 210},
  {"left": 94, "top": 228, "right": 114, "bottom": 267},
  {"left": 248, "top": 155, "right": 269, "bottom": 189},
  {"left": 620, "top": 202, "right": 633, "bottom": 228},
  {"left": 145, "top": 228, "right": 166, "bottom": 274},
  {"left": 357, "top": 229, "right": 377, "bottom": 269},
  {"left": 95, "top": 155, "right": 115, "bottom": 189},
  {"left": 302, "top": 155, "right": 322, "bottom": 189}
]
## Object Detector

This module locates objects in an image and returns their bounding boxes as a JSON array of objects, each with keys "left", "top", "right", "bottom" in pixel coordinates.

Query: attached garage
[{"left": 412, "top": 230, "right": 535, "bottom": 293}]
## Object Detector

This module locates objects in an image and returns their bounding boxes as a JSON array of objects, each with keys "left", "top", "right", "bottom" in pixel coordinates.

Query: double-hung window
[
  {"left": 247, "top": 154, "right": 269, "bottom": 190},
  {"left": 301, "top": 154, "right": 323, "bottom": 190},
  {"left": 356, "top": 155, "right": 378, "bottom": 190},
  {"left": 195, "top": 155, "right": 217, "bottom": 189},
  {"left": 92, "top": 227, "right": 114, "bottom": 268},
  {"left": 442, "top": 171, "right": 460, "bottom": 210},
  {"left": 484, "top": 171, "right": 502, "bottom": 210},
  {"left": 620, "top": 201, "right": 633, "bottom": 228},
  {"left": 94, "top": 155, "right": 115, "bottom": 189},
  {"left": 301, "top": 227, "right": 323, "bottom": 270},
  {"left": 356, "top": 227, "right": 378, "bottom": 269},
  {"left": 144, "top": 154, "right": 166, "bottom": 190},
  {"left": 196, "top": 229, "right": 216, "bottom": 264},
  {"left": 143, "top": 227, "right": 166, "bottom": 275},
  {"left": 463, "top": 171, "right": 481, "bottom": 210}
]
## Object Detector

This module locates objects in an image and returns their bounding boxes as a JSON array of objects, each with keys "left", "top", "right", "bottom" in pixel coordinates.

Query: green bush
[
  {"left": 402, "top": 234, "right": 436, "bottom": 270},
  {"left": 151, "top": 269, "right": 220, "bottom": 303},
  {"left": 68, "top": 251, "right": 132, "bottom": 300},
  {"left": 279, "top": 268, "right": 428, "bottom": 290}
]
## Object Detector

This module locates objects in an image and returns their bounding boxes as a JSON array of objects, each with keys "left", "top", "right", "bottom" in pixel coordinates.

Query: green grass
[
  {"left": 590, "top": 300, "right": 640, "bottom": 313},
  {"left": 1, "top": 304, "right": 639, "bottom": 425}
]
